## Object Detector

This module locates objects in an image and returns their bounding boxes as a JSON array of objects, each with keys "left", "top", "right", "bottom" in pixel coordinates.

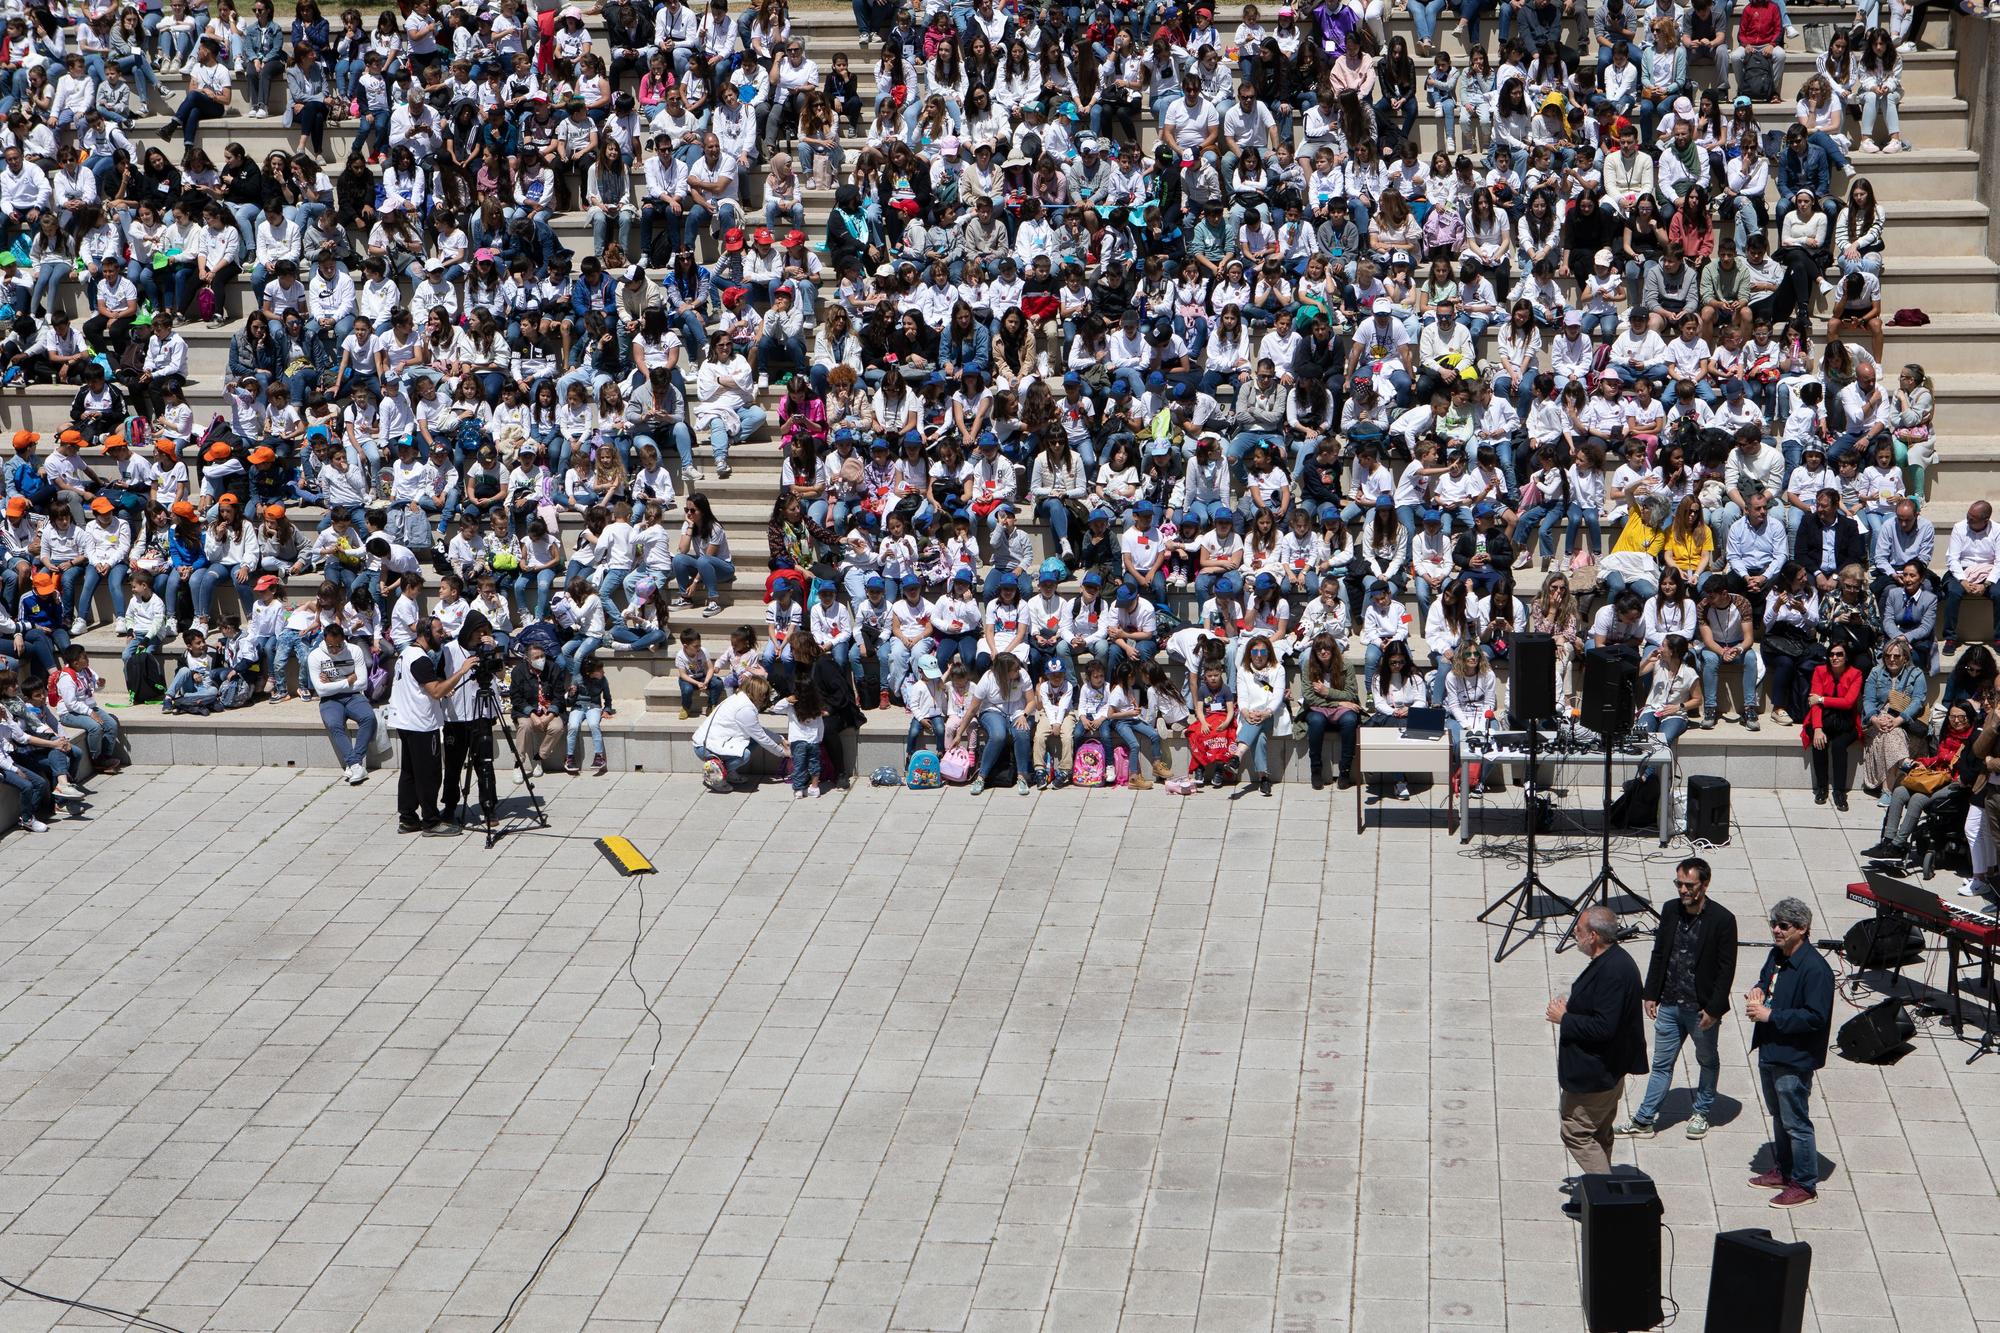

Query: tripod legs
[
  {"left": 1555, "top": 746, "right": 1662, "bottom": 953},
  {"left": 486, "top": 711, "right": 553, "bottom": 849}
]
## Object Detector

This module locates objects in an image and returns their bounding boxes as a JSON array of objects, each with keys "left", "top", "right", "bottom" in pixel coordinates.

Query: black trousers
[
  {"left": 396, "top": 727, "right": 443, "bottom": 824},
  {"left": 442, "top": 718, "right": 497, "bottom": 822}
]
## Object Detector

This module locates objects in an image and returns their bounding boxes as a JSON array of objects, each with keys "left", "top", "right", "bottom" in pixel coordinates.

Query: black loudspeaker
[
  {"left": 1686, "top": 776, "right": 1731, "bottom": 844},
  {"left": 1511, "top": 633, "right": 1559, "bottom": 721},
  {"left": 1578, "top": 1173, "right": 1664, "bottom": 1332},
  {"left": 1581, "top": 647, "right": 1638, "bottom": 738},
  {"left": 1705, "top": 1229, "right": 1811, "bottom": 1333},
  {"left": 1837, "top": 997, "right": 1917, "bottom": 1062},
  {"left": 1841, "top": 918, "right": 1924, "bottom": 970}
]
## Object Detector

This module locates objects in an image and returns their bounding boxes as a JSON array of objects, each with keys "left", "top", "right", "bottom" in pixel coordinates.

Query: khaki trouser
[
  {"left": 1032, "top": 717, "right": 1075, "bottom": 777},
  {"left": 1560, "top": 1082, "right": 1625, "bottom": 1176},
  {"left": 515, "top": 713, "right": 564, "bottom": 768}
]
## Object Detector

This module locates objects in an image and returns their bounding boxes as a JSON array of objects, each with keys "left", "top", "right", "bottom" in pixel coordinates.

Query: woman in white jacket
[
  {"left": 692, "top": 677, "right": 787, "bottom": 789},
  {"left": 75, "top": 500, "right": 132, "bottom": 635},
  {"left": 1441, "top": 640, "right": 1499, "bottom": 795},
  {"left": 1231, "top": 633, "right": 1289, "bottom": 797}
]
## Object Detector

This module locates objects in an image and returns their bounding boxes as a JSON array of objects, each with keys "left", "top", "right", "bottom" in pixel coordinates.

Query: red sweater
[
  {"left": 1738, "top": 1, "right": 1782, "bottom": 48},
  {"left": 1800, "top": 664, "right": 1862, "bottom": 746}
]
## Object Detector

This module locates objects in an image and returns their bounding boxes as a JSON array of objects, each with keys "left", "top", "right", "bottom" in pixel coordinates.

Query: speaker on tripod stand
[
  {"left": 1558, "top": 646, "right": 1660, "bottom": 952},
  {"left": 1476, "top": 633, "right": 1573, "bottom": 959}
]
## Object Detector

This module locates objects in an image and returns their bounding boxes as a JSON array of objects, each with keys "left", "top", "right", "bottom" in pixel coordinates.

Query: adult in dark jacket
[
  {"left": 794, "top": 630, "right": 863, "bottom": 788},
  {"left": 1616, "top": 857, "right": 1739, "bottom": 1138},
  {"left": 1450, "top": 504, "right": 1516, "bottom": 592},
  {"left": 1791, "top": 487, "right": 1869, "bottom": 592},
  {"left": 1548, "top": 905, "right": 1648, "bottom": 1193},
  {"left": 1746, "top": 896, "right": 1835, "bottom": 1207}
]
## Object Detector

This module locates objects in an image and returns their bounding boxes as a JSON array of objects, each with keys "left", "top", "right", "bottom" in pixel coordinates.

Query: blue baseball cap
[
  {"left": 901, "top": 429, "right": 924, "bottom": 447},
  {"left": 950, "top": 567, "right": 974, "bottom": 584},
  {"left": 977, "top": 430, "right": 999, "bottom": 448},
  {"left": 995, "top": 571, "right": 1018, "bottom": 591},
  {"left": 1473, "top": 501, "right": 1497, "bottom": 518},
  {"left": 1214, "top": 574, "right": 1240, "bottom": 596},
  {"left": 864, "top": 574, "right": 885, "bottom": 590},
  {"left": 833, "top": 427, "right": 856, "bottom": 443},
  {"left": 1145, "top": 370, "right": 1166, "bottom": 389},
  {"left": 1171, "top": 382, "right": 1191, "bottom": 399},
  {"left": 899, "top": 574, "right": 922, "bottom": 592},
  {"left": 1420, "top": 508, "right": 1442, "bottom": 523},
  {"left": 1062, "top": 371, "right": 1081, "bottom": 387},
  {"left": 1374, "top": 494, "right": 1393, "bottom": 510},
  {"left": 1115, "top": 584, "right": 1137, "bottom": 603},
  {"left": 1145, "top": 440, "right": 1172, "bottom": 457},
  {"left": 997, "top": 502, "right": 1017, "bottom": 515},
  {"left": 1081, "top": 570, "right": 1104, "bottom": 586},
  {"left": 1133, "top": 501, "right": 1156, "bottom": 517},
  {"left": 1088, "top": 508, "right": 1112, "bottom": 523},
  {"left": 1316, "top": 503, "right": 1341, "bottom": 523},
  {"left": 1254, "top": 572, "right": 1278, "bottom": 592}
]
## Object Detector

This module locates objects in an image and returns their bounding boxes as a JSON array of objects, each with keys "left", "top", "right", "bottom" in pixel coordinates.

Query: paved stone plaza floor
[{"left": 1, "top": 766, "right": 1997, "bottom": 1332}]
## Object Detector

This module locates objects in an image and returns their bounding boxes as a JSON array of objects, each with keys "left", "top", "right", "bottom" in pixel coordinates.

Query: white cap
[{"left": 1371, "top": 296, "right": 1392, "bottom": 315}]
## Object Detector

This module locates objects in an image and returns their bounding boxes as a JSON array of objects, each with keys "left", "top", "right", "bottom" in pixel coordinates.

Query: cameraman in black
[{"left": 440, "top": 611, "right": 501, "bottom": 833}]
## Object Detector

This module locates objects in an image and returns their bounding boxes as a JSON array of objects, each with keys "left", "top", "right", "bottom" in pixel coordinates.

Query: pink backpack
[
  {"left": 1071, "top": 739, "right": 1106, "bottom": 787},
  {"left": 940, "top": 746, "right": 977, "bottom": 783},
  {"left": 1111, "top": 745, "right": 1130, "bottom": 787}
]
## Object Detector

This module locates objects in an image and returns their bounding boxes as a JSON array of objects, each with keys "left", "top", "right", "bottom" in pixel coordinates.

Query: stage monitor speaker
[
  {"left": 1578, "top": 1173, "right": 1664, "bottom": 1332},
  {"left": 1841, "top": 918, "right": 1924, "bottom": 970},
  {"left": 1511, "top": 633, "right": 1559, "bottom": 722},
  {"left": 1837, "top": 997, "right": 1916, "bottom": 1063},
  {"left": 1705, "top": 1229, "right": 1811, "bottom": 1333},
  {"left": 1581, "top": 647, "right": 1638, "bottom": 738},
  {"left": 1686, "top": 776, "right": 1731, "bottom": 844}
]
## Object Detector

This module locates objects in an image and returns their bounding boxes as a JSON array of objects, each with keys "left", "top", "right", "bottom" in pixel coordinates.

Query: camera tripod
[{"left": 471, "top": 675, "right": 549, "bottom": 849}]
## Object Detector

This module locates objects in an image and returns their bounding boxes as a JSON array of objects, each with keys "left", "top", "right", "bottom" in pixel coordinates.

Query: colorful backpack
[
  {"left": 1111, "top": 745, "right": 1130, "bottom": 787},
  {"left": 1071, "top": 739, "right": 1106, "bottom": 787},
  {"left": 905, "top": 749, "right": 943, "bottom": 789}
]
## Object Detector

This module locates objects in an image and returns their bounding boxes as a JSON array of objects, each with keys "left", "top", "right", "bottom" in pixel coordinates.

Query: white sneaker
[
  {"left": 70, "top": 617, "right": 86, "bottom": 636},
  {"left": 20, "top": 816, "right": 47, "bottom": 832},
  {"left": 1859, "top": 139, "right": 1879, "bottom": 153},
  {"left": 190, "top": 617, "right": 209, "bottom": 634},
  {"left": 113, "top": 614, "right": 127, "bottom": 634},
  {"left": 1961, "top": 877, "right": 1992, "bottom": 898},
  {"left": 163, "top": 617, "right": 177, "bottom": 637},
  {"left": 1785, "top": 23, "right": 1802, "bottom": 36},
  {"left": 1883, "top": 137, "right": 1908, "bottom": 153},
  {"left": 346, "top": 763, "right": 366, "bottom": 784},
  {"left": 755, "top": 373, "right": 770, "bottom": 392},
  {"left": 51, "top": 774, "right": 80, "bottom": 799}
]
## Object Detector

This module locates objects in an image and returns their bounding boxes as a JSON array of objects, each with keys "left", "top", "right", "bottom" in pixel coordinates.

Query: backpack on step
[
  {"left": 905, "top": 748, "right": 943, "bottom": 789},
  {"left": 1111, "top": 745, "right": 1130, "bottom": 787},
  {"left": 1737, "top": 51, "right": 1777, "bottom": 102},
  {"left": 1071, "top": 739, "right": 1106, "bottom": 787},
  {"left": 124, "top": 644, "right": 165, "bottom": 705},
  {"left": 939, "top": 746, "right": 977, "bottom": 783}
]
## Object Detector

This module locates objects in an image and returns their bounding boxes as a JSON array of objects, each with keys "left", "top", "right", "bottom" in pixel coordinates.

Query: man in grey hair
[
  {"left": 1746, "top": 896, "right": 1834, "bottom": 1209},
  {"left": 1548, "top": 905, "right": 1648, "bottom": 1216}
]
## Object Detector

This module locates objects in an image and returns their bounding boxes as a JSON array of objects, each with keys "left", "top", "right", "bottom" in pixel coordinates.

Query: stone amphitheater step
[{"left": 101, "top": 694, "right": 1844, "bottom": 790}]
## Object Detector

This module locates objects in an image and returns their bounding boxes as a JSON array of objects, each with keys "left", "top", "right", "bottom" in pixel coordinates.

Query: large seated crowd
[{"left": 1, "top": 0, "right": 1998, "bottom": 878}]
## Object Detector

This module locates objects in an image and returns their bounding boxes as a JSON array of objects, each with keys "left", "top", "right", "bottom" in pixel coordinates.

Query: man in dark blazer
[
  {"left": 1548, "top": 904, "right": 1648, "bottom": 1209},
  {"left": 1616, "top": 857, "right": 1739, "bottom": 1140},
  {"left": 1450, "top": 502, "right": 1516, "bottom": 594},
  {"left": 1792, "top": 485, "right": 1870, "bottom": 594}
]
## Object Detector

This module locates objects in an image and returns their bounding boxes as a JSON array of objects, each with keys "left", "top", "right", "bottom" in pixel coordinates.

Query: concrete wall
[{"left": 1965, "top": 15, "right": 2000, "bottom": 263}]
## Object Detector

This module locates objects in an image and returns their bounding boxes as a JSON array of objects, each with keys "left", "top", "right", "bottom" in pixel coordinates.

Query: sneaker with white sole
[
  {"left": 51, "top": 775, "right": 80, "bottom": 799},
  {"left": 1613, "top": 1116, "right": 1658, "bottom": 1138},
  {"left": 1685, "top": 1112, "right": 1710, "bottom": 1139},
  {"left": 20, "top": 816, "right": 47, "bottom": 832},
  {"left": 70, "top": 617, "right": 86, "bottom": 636}
]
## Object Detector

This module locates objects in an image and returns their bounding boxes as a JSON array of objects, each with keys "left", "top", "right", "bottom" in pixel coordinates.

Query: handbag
[
  {"left": 1902, "top": 766, "right": 1952, "bottom": 796},
  {"left": 939, "top": 745, "right": 977, "bottom": 783}
]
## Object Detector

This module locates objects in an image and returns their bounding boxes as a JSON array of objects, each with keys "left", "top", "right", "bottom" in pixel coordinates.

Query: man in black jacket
[
  {"left": 1548, "top": 905, "right": 1648, "bottom": 1201},
  {"left": 1792, "top": 487, "right": 1870, "bottom": 594},
  {"left": 1616, "top": 857, "right": 1738, "bottom": 1140},
  {"left": 1747, "top": 897, "right": 1835, "bottom": 1208},
  {"left": 1450, "top": 503, "right": 1516, "bottom": 594}
]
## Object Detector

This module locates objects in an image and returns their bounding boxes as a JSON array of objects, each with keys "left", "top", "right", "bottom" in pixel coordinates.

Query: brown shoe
[
  {"left": 1747, "top": 1169, "right": 1785, "bottom": 1190},
  {"left": 1151, "top": 759, "right": 1171, "bottom": 779},
  {"left": 1128, "top": 771, "right": 1153, "bottom": 790}
]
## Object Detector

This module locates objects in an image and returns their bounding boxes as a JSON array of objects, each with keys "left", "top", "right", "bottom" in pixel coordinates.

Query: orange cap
[
  {"left": 218, "top": 492, "right": 239, "bottom": 507},
  {"left": 170, "top": 500, "right": 197, "bottom": 519},
  {"left": 10, "top": 429, "right": 38, "bottom": 451},
  {"left": 31, "top": 570, "right": 57, "bottom": 595},
  {"left": 248, "top": 446, "right": 277, "bottom": 465},
  {"left": 57, "top": 428, "right": 84, "bottom": 446},
  {"left": 89, "top": 496, "right": 113, "bottom": 514},
  {"left": 103, "top": 433, "right": 125, "bottom": 449},
  {"left": 4, "top": 495, "right": 25, "bottom": 517},
  {"left": 154, "top": 440, "right": 177, "bottom": 457},
  {"left": 203, "top": 442, "right": 232, "bottom": 462},
  {"left": 263, "top": 504, "right": 285, "bottom": 520}
]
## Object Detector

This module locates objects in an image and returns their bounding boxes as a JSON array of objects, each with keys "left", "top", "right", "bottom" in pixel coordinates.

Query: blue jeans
[
  {"left": 1238, "top": 712, "right": 1276, "bottom": 776},
  {"left": 63, "top": 705, "right": 121, "bottom": 760},
  {"left": 566, "top": 704, "right": 604, "bottom": 757},
  {"left": 977, "top": 708, "right": 1031, "bottom": 782},
  {"left": 1, "top": 764, "right": 47, "bottom": 821},
  {"left": 670, "top": 552, "right": 735, "bottom": 601},
  {"left": 1304, "top": 708, "right": 1360, "bottom": 779},
  {"left": 1759, "top": 1065, "right": 1819, "bottom": 1193},
  {"left": 558, "top": 637, "right": 602, "bottom": 679},
  {"left": 318, "top": 692, "right": 376, "bottom": 768},
  {"left": 789, "top": 738, "right": 821, "bottom": 791},
  {"left": 1694, "top": 644, "right": 1762, "bottom": 714},
  {"left": 1634, "top": 1001, "right": 1721, "bottom": 1122},
  {"left": 693, "top": 742, "right": 754, "bottom": 781},
  {"left": 1109, "top": 718, "right": 1160, "bottom": 768}
]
